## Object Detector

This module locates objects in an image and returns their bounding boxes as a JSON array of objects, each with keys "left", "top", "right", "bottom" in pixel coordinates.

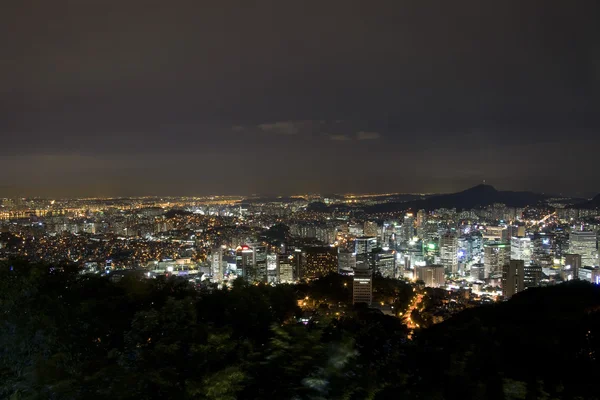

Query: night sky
[{"left": 2, "top": 0, "right": 599, "bottom": 198}]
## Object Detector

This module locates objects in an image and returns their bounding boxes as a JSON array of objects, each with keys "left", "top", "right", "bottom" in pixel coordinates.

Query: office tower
[
  {"left": 355, "top": 236, "right": 378, "bottom": 269},
  {"left": 364, "top": 221, "right": 379, "bottom": 238},
  {"left": 400, "top": 213, "right": 415, "bottom": 243},
  {"left": 503, "top": 225, "right": 526, "bottom": 242},
  {"left": 578, "top": 266, "right": 600, "bottom": 284},
  {"left": 303, "top": 246, "right": 338, "bottom": 279},
  {"left": 470, "top": 263, "right": 486, "bottom": 280},
  {"left": 381, "top": 222, "right": 396, "bottom": 247},
  {"left": 290, "top": 248, "right": 305, "bottom": 280},
  {"left": 338, "top": 250, "right": 356, "bottom": 274},
  {"left": 353, "top": 267, "right": 373, "bottom": 305},
  {"left": 484, "top": 242, "right": 510, "bottom": 275},
  {"left": 523, "top": 264, "right": 542, "bottom": 289},
  {"left": 210, "top": 247, "right": 224, "bottom": 283},
  {"left": 417, "top": 265, "right": 445, "bottom": 288},
  {"left": 502, "top": 260, "right": 525, "bottom": 299},
  {"left": 370, "top": 249, "right": 396, "bottom": 278},
  {"left": 236, "top": 244, "right": 267, "bottom": 283},
  {"left": 440, "top": 233, "right": 459, "bottom": 274},
  {"left": 235, "top": 245, "right": 254, "bottom": 279},
  {"left": 564, "top": 254, "right": 582, "bottom": 281},
  {"left": 569, "top": 231, "right": 598, "bottom": 266},
  {"left": 510, "top": 237, "right": 532, "bottom": 264},
  {"left": 416, "top": 209, "right": 427, "bottom": 228},
  {"left": 267, "top": 253, "right": 278, "bottom": 284},
  {"left": 278, "top": 254, "right": 294, "bottom": 283},
  {"left": 355, "top": 236, "right": 378, "bottom": 256}
]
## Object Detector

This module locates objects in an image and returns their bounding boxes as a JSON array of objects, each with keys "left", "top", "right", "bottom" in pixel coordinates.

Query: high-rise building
[
  {"left": 439, "top": 233, "right": 459, "bottom": 274},
  {"left": 278, "top": 254, "right": 295, "bottom": 283},
  {"left": 502, "top": 260, "right": 524, "bottom": 299},
  {"left": 470, "top": 263, "right": 486, "bottom": 280},
  {"left": 303, "top": 246, "right": 338, "bottom": 279},
  {"left": 210, "top": 247, "right": 224, "bottom": 283},
  {"left": 484, "top": 242, "right": 511, "bottom": 275},
  {"left": 564, "top": 254, "right": 582, "bottom": 281},
  {"left": 569, "top": 231, "right": 598, "bottom": 267},
  {"left": 578, "top": 266, "right": 600, "bottom": 284},
  {"left": 417, "top": 265, "right": 445, "bottom": 288},
  {"left": 363, "top": 221, "right": 379, "bottom": 238},
  {"left": 338, "top": 250, "right": 356, "bottom": 274},
  {"left": 510, "top": 237, "right": 532, "bottom": 264},
  {"left": 416, "top": 210, "right": 427, "bottom": 228},
  {"left": 353, "top": 267, "right": 373, "bottom": 305},
  {"left": 355, "top": 236, "right": 378, "bottom": 269},
  {"left": 235, "top": 245, "right": 254, "bottom": 279},
  {"left": 236, "top": 244, "right": 267, "bottom": 283},
  {"left": 523, "top": 264, "right": 542, "bottom": 289},
  {"left": 400, "top": 213, "right": 415, "bottom": 243},
  {"left": 369, "top": 249, "right": 396, "bottom": 278}
]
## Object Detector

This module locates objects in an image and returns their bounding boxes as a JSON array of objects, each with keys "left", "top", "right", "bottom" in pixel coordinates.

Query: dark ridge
[{"left": 364, "top": 184, "right": 548, "bottom": 213}]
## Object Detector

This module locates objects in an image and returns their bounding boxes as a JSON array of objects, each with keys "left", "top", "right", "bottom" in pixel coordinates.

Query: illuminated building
[
  {"left": 417, "top": 265, "right": 445, "bottom": 288},
  {"left": 303, "top": 246, "right": 338, "bottom": 279},
  {"left": 363, "top": 221, "right": 378, "bottom": 238},
  {"left": 510, "top": 237, "right": 532, "bottom": 264},
  {"left": 470, "top": 263, "right": 486, "bottom": 280},
  {"left": 267, "top": 253, "right": 278, "bottom": 283},
  {"left": 278, "top": 254, "right": 295, "bottom": 283},
  {"left": 523, "top": 264, "right": 542, "bottom": 289},
  {"left": 353, "top": 267, "right": 372, "bottom": 305},
  {"left": 422, "top": 240, "right": 438, "bottom": 265},
  {"left": 564, "top": 254, "right": 582, "bottom": 281},
  {"left": 338, "top": 250, "right": 356, "bottom": 275},
  {"left": 369, "top": 249, "right": 396, "bottom": 278},
  {"left": 578, "top": 266, "right": 600, "bottom": 284},
  {"left": 236, "top": 244, "right": 267, "bottom": 283},
  {"left": 502, "top": 260, "right": 524, "bottom": 299},
  {"left": 210, "top": 247, "right": 224, "bottom": 282},
  {"left": 355, "top": 236, "right": 378, "bottom": 269},
  {"left": 399, "top": 213, "right": 415, "bottom": 243},
  {"left": 439, "top": 233, "right": 459, "bottom": 274},
  {"left": 484, "top": 241, "right": 510, "bottom": 275},
  {"left": 569, "top": 231, "right": 598, "bottom": 267}
]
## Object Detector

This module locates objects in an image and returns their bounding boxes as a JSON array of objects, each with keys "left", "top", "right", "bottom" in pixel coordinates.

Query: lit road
[{"left": 402, "top": 292, "right": 424, "bottom": 338}]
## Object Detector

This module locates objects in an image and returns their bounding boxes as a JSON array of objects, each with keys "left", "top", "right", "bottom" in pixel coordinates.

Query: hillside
[{"left": 365, "top": 184, "right": 548, "bottom": 213}]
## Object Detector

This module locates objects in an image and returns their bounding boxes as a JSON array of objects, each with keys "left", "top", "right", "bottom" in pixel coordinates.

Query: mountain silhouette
[
  {"left": 577, "top": 193, "right": 600, "bottom": 209},
  {"left": 365, "top": 184, "right": 547, "bottom": 213}
]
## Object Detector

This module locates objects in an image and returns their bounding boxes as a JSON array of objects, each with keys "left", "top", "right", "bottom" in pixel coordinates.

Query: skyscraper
[
  {"left": 510, "top": 237, "right": 532, "bottom": 264},
  {"left": 303, "top": 246, "right": 338, "bottom": 279},
  {"left": 338, "top": 250, "right": 356, "bottom": 275},
  {"left": 353, "top": 267, "right": 373, "bottom": 305},
  {"left": 369, "top": 249, "right": 396, "bottom": 278},
  {"left": 210, "top": 247, "right": 224, "bottom": 283},
  {"left": 439, "top": 233, "right": 459, "bottom": 274},
  {"left": 502, "top": 260, "right": 524, "bottom": 299},
  {"left": 363, "top": 221, "right": 379, "bottom": 238},
  {"left": 355, "top": 236, "right": 378, "bottom": 269},
  {"left": 278, "top": 254, "right": 294, "bottom": 283},
  {"left": 484, "top": 242, "right": 511, "bottom": 275},
  {"left": 569, "top": 231, "right": 598, "bottom": 267},
  {"left": 417, "top": 265, "right": 445, "bottom": 288},
  {"left": 236, "top": 244, "right": 267, "bottom": 283},
  {"left": 564, "top": 254, "right": 582, "bottom": 281}
]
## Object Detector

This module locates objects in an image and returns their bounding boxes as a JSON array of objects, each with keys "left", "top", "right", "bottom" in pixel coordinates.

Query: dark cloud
[{"left": 1, "top": 0, "right": 599, "bottom": 196}]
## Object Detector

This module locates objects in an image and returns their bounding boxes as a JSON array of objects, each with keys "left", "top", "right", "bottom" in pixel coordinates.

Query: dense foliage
[{"left": 1, "top": 261, "right": 600, "bottom": 399}]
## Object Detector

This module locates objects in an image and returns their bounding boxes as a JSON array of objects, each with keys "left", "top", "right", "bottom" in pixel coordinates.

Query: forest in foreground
[{"left": 1, "top": 261, "right": 600, "bottom": 400}]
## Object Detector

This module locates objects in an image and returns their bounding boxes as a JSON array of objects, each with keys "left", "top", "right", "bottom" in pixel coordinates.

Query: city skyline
[{"left": 2, "top": 0, "right": 599, "bottom": 197}]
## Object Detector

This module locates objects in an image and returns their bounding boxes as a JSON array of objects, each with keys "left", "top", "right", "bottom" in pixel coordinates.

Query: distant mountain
[
  {"left": 576, "top": 193, "right": 600, "bottom": 209},
  {"left": 364, "top": 184, "right": 548, "bottom": 213}
]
